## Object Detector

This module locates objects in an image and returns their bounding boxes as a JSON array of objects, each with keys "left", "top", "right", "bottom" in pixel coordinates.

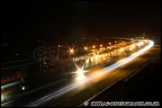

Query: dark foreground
[{"left": 82, "top": 56, "right": 161, "bottom": 107}]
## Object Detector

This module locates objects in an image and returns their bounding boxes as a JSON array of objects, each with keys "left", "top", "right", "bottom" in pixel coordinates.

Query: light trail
[{"left": 26, "top": 40, "right": 154, "bottom": 107}]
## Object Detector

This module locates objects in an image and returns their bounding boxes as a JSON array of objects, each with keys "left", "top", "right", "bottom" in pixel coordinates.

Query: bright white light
[
  {"left": 75, "top": 69, "right": 86, "bottom": 80},
  {"left": 76, "top": 74, "right": 85, "bottom": 80},
  {"left": 22, "top": 86, "right": 25, "bottom": 90},
  {"left": 78, "top": 69, "right": 84, "bottom": 76},
  {"left": 138, "top": 41, "right": 144, "bottom": 47},
  {"left": 26, "top": 40, "right": 154, "bottom": 107}
]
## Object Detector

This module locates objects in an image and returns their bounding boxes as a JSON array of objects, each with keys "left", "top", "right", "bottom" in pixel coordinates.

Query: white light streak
[{"left": 26, "top": 40, "right": 154, "bottom": 107}]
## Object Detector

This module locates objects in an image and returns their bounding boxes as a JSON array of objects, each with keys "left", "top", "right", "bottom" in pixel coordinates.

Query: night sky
[{"left": 1, "top": 1, "right": 161, "bottom": 46}]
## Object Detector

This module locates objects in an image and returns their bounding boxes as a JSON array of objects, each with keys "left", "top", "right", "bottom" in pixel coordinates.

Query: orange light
[
  {"left": 69, "top": 48, "right": 74, "bottom": 55},
  {"left": 84, "top": 47, "right": 88, "bottom": 50}
]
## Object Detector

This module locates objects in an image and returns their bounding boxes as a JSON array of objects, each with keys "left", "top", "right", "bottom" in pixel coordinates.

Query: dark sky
[{"left": 1, "top": 1, "right": 161, "bottom": 45}]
